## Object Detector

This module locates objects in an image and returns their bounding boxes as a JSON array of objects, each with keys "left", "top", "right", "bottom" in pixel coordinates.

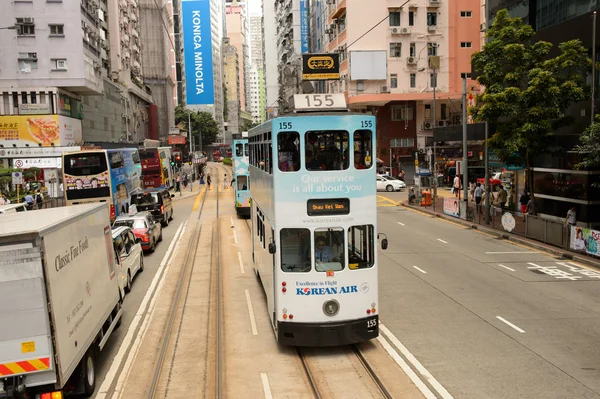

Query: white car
[
  {"left": 112, "top": 226, "right": 144, "bottom": 294},
  {"left": 376, "top": 175, "right": 406, "bottom": 192}
]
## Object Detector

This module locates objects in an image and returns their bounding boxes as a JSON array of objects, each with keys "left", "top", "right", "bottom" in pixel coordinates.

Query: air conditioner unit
[
  {"left": 390, "top": 27, "right": 400, "bottom": 35},
  {"left": 337, "top": 46, "right": 345, "bottom": 52},
  {"left": 429, "top": 0, "right": 441, "bottom": 6},
  {"left": 423, "top": 121, "right": 433, "bottom": 130},
  {"left": 452, "top": 115, "right": 461, "bottom": 125},
  {"left": 428, "top": 25, "right": 437, "bottom": 31},
  {"left": 480, "top": 23, "right": 486, "bottom": 32},
  {"left": 30, "top": 53, "right": 37, "bottom": 58},
  {"left": 23, "top": 17, "right": 34, "bottom": 24},
  {"left": 401, "top": 27, "right": 412, "bottom": 34},
  {"left": 407, "top": 56, "right": 417, "bottom": 64},
  {"left": 381, "top": 85, "right": 390, "bottom": 93}
]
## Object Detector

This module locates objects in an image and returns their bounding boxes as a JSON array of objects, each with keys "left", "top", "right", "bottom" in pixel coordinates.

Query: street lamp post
[{"left": 432, "top": 66, "right": 437, "bottom": 199}]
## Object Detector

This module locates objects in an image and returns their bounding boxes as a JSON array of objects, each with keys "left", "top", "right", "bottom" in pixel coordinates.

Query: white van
[{"left": 0, "top": 203, "right": 28, "bottom": 214}]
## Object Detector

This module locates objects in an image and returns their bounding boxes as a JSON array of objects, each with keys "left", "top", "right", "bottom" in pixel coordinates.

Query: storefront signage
[
  {"left": 19, "top": 103, "right": 51, "bottom": 115},
  {"left": 302, "top": 53, "right": 340, "bottom": 80},
  {"left": 0, "top": 115, "right": 82, "bottom": 147},
  {"left": 0, "top": 146, "right": 81, "bottom": 158},
  {"left": 168, "top": 135, "right": 187, "bottom": 145},
  {"left": 307, "top": 198, "right": 350, "bottom": 216},
  {"left": 13, "top": 157, "right": 62, "bottom": 169}
]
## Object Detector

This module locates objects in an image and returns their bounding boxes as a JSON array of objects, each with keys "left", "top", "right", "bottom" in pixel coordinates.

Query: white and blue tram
[
  {"left": 249, "top": 94, "right": 388, "bottom": 347},
  {"left": 232, "top": 138, "right": 250, "bottom": 217}
]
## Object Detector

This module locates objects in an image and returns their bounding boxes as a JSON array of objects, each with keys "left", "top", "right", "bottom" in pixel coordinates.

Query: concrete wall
[{"left": 81, "top": 79, "right": 124, "bottom": 142}]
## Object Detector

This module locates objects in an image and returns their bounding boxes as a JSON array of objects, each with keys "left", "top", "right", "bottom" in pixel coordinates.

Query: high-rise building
[
  {"left": 262, "top": 0, "right": 280, "bottom": 119},
  {"left": 250, "top": 15, "right": 264, "bottom": 69},
  {"left": 223, "top": 38, "right": 241, "bottom": 141},
  {"left": 310, "top": 0, "right": 481, "bottom": 177},
  {"left": 249, "top": 14, "right": 266, "bottom": 123},
  {"left": 226, "top": 1, "right": 251, "bottom": 113},
  {"left": 248, "top": 67, "right": 261, "bottom": 123}
]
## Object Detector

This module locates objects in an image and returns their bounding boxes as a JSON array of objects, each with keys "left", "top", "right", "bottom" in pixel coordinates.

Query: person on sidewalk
[
  {"left": 497, "top": 185, "right": 508, "bottom": 211},
  {"left": 565, "top": 206, "right": 577, "bottom": 227},
  {"left": 207, "top": 173, "right": 212, "bottom": 191},
  {"left": 519, "top": 191, "right": 530, "bottom": 214},
  {"left": 453, "top": 174, "right": 461, "bottom": 197},
  {"left": 474, "top": 183, "right": 483, "bottom": 214},
  {"left": 223, "top": 174, "right": 229, "bottom": 189}
]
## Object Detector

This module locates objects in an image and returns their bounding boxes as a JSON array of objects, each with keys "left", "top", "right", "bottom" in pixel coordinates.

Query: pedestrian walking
[
  {"left": 453, "top": 174, "right": 461, "bottom": 197},
  {"left": 223, "top": 174, "right": 229, "bottom": 189},
  {"left": 176, "top": 175, "right": 181, "bottom": 192},
  {"left": 519, "top": 190, "right": 530, "bottom": 214},
  {"left": 474, "top": 183, "right": 483, "bottom": 214},
  {"left": 497, "top": 185, "right": 508, "bottom": 211},
  {"left": 35, "top": 191, "right": 43, "bottom": 210},
  {"left": 207, "top": 173, "right": 212, "bottom": 191},
  {"left": 565, "top": 206, "right": 577, "bottom": 227}
]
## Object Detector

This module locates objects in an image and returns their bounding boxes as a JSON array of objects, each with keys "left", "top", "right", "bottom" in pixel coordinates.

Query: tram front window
[
  {"left": 235, "top": 143, "right": 244, "bottom": 157},
  {"left": 315, "top": 228, "right": 345, "bottom": 272},
  {"left": 280, "top": 228, "right": 311, "bottom": 272},
  {"left": 348, "top": 225, "right": 375, "bottom": 269},
  {"left": 237, "top": 175, "right": 248, "bottom": 190},
  {"left": 278, "top": 132, "right": 300, "bottom": 172},
  {"left": 354, "top": 130, "right": 373, "bottom": 170},
  {"left": 305, "top": 131, "right": 349, "bottom": 171}
]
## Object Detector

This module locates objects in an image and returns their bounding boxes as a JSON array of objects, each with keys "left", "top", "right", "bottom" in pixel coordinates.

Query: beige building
[
  {"left": 226, "top": 2, "right": 250, "bottom": 112},
  {"left": 223, "top": 38, "right": 241, "bottom": 142}
]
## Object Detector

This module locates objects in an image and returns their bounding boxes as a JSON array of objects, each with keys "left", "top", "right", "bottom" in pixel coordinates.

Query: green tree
[
  {"left": 174, "top": 105, "right": 219, "bottom": 148},
  {"left": 223, "top": 83, "right": 229, "bottom": 122},
  {"left": 241, "top": 119, "right": 260, "bottom": 132},
  {"left": 575, "top": 118, "right": 600, "bottom": 171},
  {"left": 470, "top": 9, "right": 593, "bottom": 208}
]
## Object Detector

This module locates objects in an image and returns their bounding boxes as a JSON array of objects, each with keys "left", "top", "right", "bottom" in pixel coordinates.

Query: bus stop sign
[{"left": 12, "top": 172, "right": 23, "bottom": 185}]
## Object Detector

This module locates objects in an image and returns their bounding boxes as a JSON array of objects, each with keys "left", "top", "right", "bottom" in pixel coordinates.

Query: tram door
[{"left": 271, "top": 227, "right": 276, "bottom": 328}]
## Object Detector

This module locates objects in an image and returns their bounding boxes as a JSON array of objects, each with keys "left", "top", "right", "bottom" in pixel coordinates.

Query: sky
[{"left": 248, "top": 0, "right": 262, "bottom": 16}]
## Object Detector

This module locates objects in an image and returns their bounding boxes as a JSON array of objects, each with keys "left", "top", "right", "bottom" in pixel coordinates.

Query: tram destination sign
[
  {"left": 307, "top": 198, "right": 350, "bottom": 216},
  {"left": 293, "top": 94, "right": 347, "bottom": 111}
]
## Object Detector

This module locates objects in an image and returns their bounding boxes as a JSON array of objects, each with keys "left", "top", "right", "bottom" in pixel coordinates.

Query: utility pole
[
  {"left": 198, "top": 111, "right": 203, "bottom": 153},
  {"left": 188, "top": 111, "right": 193, "bottom": 157},
  {"left": 432, "top": 65, "right": 438, "bottom": 199},
  {"left": 484, "top": 1, "right": 491, "bottom": 224},
  {"left": 592, "top": 11, "right": 597, "bottom": 124},
  {"left": 462, "top": 78, "right": 469, "bottom": 203}
]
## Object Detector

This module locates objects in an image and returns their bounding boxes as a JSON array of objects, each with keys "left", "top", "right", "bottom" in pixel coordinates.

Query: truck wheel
[{"left": 83, "top": 350, "right": 96, "bottom": 396}]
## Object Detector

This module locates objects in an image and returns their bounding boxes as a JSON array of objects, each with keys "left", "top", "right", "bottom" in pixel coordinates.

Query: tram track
[{"left": 147, "top": 164, "right": 224, "bottom": 399}]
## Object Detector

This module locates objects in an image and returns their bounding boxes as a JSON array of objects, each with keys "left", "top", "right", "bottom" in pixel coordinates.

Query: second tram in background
[
  {"left": 232, "top": 137, "right": 250, "bottom": 217},
  {"left": 249, "top": 93, "right": 387, "bottom": 347}
]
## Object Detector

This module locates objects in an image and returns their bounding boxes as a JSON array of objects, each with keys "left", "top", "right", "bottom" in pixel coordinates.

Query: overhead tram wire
[{"left": 345, "top": 0, "right": 411, "bottom": 50}]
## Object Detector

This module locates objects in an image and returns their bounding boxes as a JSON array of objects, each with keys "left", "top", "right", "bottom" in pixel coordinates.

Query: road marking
[
  {"left": 96, "top": 222, "right": 186, "bottom": 399},
  {"left": 413, "top": 266, "right": 427, "bottom": 274},
  {"left": 379, "top": 324, "right": 454, "bottom": 399},
  {"left": 496, "top": 316, "right": 526, "bottom": 333},
  {"left": 498, "top": 264, "right": 516, "bottom": 272},
  {"left": 397, "top": 222, "right": 405, "bottom": 226},
  {"left": 233, "top": 230, "right": 239, "bottom": 244},
  {"left": 230, "top": 216, "right": 234, "bottom": 225},
  {"left": 485, "top": 251, "right": 538, "bottom": 254},
  {"left": 245, "top": 290, "right": 259, "bottom": 335},
  {"left": 192, "top": 188, "right": 206, "bottom": 211},
  {"left": 261, "top": 373, "right": 273, "bottom": 399},
  {"left": 437, "top": 238, "right": 448, "bottom": 244},
  {"left": 238, "top": 251, "right": 245, "bottom": 274}
]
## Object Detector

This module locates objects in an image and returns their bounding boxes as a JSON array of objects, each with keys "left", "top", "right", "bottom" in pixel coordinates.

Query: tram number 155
[{"left": 367, "top": 319, "right": 377, "bottom": 328}]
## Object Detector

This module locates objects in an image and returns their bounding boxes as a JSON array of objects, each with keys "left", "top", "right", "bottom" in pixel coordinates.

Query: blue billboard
[
  {"left": 300, "top": 0, "right": 309, "bottom": 53},
  {"left": 182, "top": 0, "right": 215, "bottom": 105}
]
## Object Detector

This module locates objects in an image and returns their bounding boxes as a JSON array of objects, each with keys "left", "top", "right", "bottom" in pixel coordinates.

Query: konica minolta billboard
[{"left": 182, "top": 0, "right": 215, "bottom": 105}]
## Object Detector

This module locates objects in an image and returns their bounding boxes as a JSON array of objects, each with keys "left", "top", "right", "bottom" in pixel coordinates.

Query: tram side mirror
[
  {"left": 378, "top": 233, "right": 388, "bottom": 250},
  {"left": 268, "top": 242, "right": 277, "bottom": 254}
]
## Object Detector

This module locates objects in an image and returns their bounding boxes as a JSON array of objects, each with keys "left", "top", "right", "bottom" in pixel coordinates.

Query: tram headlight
[{"left": 323, "top": 299, "right": 340, "bottom": 316}]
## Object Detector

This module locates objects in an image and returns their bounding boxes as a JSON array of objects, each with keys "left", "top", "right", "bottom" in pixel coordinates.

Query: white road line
[
  {"left": 413, "top": 266, "right": 427, "bottom": 274},
  {"left": 230, "top": 216, "right": 234, "bottom": 225},
  {"left": 498, "top": 264, "right": 516, "bottom": 272},
  {"left": 380, "top": 324, "right": 454, "bottom": 399},
  {"left": 96, "top": 222, "right": 186, "bottom": 399},
  {"left": 261, "top": 373, "right": 273, "bottom": 399},
  {"left": 485, "top": 251, "right": 538, "bottom": 254},
  {"left": 238, "top": 251, "right": 245, "bottom": 274},
  {"left": 398, "top": 222, "right": 405, "bottom": 226},
  {"left": 233, "top": 230, "right": 238, "bottom": 244},
  {"left": 437, "top": 238, "right": 448, "bottom": 244},
  {"left": 245, "top": 289, "right": 259, "bottom": 335},
  {"left": 496, "top": 316, "right": 526, "bottom": 333}
]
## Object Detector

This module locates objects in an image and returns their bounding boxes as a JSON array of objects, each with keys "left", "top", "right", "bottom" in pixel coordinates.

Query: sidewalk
[
  {"left": 170, "top": 180, "right": 204, "bottom": 202},
  {"left": 403, "top": 197, "right": 600, "bottom": 270}
]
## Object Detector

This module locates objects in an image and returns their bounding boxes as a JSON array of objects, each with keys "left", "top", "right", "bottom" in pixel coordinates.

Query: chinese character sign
[
  {"left": 300, "top": 0, "right": 309, "bottom": 54},
  {"left": 0, "top": 115, "right": 81, "bottom": 147}
]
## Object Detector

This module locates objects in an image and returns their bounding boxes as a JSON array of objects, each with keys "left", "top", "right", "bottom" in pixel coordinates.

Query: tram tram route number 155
[
  {"left": 293, "top": 93, "right": 347, "bottom": 111},
  {"left": 367, "top": 319, "right": 377, "bottom": 328}
]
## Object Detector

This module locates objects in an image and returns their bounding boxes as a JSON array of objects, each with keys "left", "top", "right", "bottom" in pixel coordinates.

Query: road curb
[{"left": 399, "top": 201, "right": 600, "bottom": 271}]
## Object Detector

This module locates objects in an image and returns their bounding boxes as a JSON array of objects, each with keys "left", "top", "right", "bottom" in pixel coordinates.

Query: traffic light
[
  {"left": 189, "top": 161, "right": 193, "bottom": 165},
  {"left": 170, "top": 160, "right": 175, "bottom": 166}
]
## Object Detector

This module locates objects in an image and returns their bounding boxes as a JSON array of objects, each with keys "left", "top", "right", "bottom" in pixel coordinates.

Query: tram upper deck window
[
  {"left": 280, "top": 228, "right": 311, "bottom": 272},
  {"left": 278, "top": 132, "right": 300, "bottom": 172},
  {"left": 244, "top": 143, "right": 249, "bottom": 157},
  {"left": 305, "top": 131, "right": 349, "bottom": 171},
  {"left": 237, "top": 175, "right": 248, "bottom": 190},
  {"left": 354, "top": 130, "right": 373, "bottom": 170},
  {"left": 235, "top": 143, "right": 243, "bottom": 157},
  {"left": 348, "top": 225, "right": 375, "bottom": 269},
  {"left": 315, "top": 228, "right": 345, "bottom": 272}
]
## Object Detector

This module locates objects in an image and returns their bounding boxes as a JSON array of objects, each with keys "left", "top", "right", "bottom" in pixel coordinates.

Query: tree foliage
[
  {"left": 574, "top": 118, "right": 600, "bottom": 170},
  {"left": 241, "top": 119, "right": 260, "bottom": 132},
  {"left": 174, "top": 105, "right": 219, "bottom": 147},
  {"left": 470, "top": 9, "right": 593, "bottom": 168}
]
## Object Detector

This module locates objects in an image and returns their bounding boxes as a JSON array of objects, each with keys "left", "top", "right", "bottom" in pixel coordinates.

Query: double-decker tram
[
  {"left": 232, "top": 138, "right": 250, "bottom": 217},
  {"left": 249, "top": 94, "right": 388, "bottom": 347}
]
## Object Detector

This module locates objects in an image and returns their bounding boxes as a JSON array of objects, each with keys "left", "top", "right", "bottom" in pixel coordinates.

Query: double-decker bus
[
  {"left": 249, "top": 94, "right": 387, "bottom": 347},
  {"left": 62, "top": 149, "right": 143, "bottom": 220},
  {"left": 209, "top": 144, "right": 232, "bottom": 161},
  {"left": 139, "top": 147, "right": 174, "bottom": 189},
  {"left": 232, "top": 138, "right": 250, "bottom": 217}
]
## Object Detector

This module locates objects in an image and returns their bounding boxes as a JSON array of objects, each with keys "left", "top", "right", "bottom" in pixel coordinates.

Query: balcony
[{"left": 329, "top": 0, "right": 346, "bottom": 22}]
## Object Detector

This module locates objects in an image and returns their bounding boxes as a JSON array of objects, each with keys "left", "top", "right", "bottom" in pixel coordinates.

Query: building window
[
  {"left": 52, "top": 59, "right": 67, "bottom": 70},
  {"left": 49, "top": 24, "right": 64, "bottom": 36},
  {"left": 390, "top": 42, "right": 401, "bottom": 57},
  {"left": 390, "top": 137, "right": 415, "bottom": 147},
  {"left": 430, "top": 73, "right": 437, "bottom": 88},
  {"left": 460, "top": 72, "right": 472, "bottom": 79},
  {"left": 441, "top": 104, "right": 448, "bottom": 119},
  {"left": 389, "top": 11, "right": 400, "bottom": 26},
  {"left": 427, "top": 42, "right": 438, "bottom": 56},
  {"left": 408, "top": 11, "right": 415, "bottom": 26},
  {"left": 409, "top": 42, "right": 416, "bottom": 57},
  {"left": 460, "top": 11, "right": 472, "bottom": 17},
  {"left": 410, "top": 73, "right": 416, "bottom": 88},
  {"left": 461, "top": 42, "right": 472, "bottom": 48},
  {"left": 390, "top": 74, "right": 398, "bottom": 89},
  {"left": 30, "top": 92, "right": 37, "bottom": 104},
  {"left": 391, "top": 106, "right": 414, "bottom": 121},
  {"left": 427, "top": 12, "right": 437, "bottom": 26},
  {"left": 424, "top": 104, "right": 432, "bottom": 118},
  {"left": 16, "top": 24, "right": 35, "bottom": 36},
  {"left": 18, "top": 52, "right": 38, "bottom": 72}
]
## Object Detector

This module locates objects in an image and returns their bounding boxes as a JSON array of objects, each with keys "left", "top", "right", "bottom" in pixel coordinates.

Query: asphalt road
[
  {"left": 89, "top": 192, "right": 199, "bottom": 399},
  {"left": 376, "top": 191, "right": 600, "bottom": 399}
]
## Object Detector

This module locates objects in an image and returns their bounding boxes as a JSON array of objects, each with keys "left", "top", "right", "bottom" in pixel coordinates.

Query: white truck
[{"left": 0, "top": 203, "right": 123, "bottom": 399}]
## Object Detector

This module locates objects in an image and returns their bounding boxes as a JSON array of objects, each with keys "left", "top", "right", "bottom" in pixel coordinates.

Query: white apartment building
[
  {"left": 248, "top": 67, "right": 261, "bottom": 123},
  {"left": 262, "top": 0, "right": 279, "bottom": 119}
]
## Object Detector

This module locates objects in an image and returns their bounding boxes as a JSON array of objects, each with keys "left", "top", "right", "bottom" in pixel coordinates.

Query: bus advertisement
[
  {"left": 139, "top": 147, "right": 174, "bottom": 189},
  {"left": 63, "top": 149, "right": 143, "bottom": 220}
]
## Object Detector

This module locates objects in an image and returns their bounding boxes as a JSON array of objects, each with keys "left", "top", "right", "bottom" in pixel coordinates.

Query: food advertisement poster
[{"left": 0, "top": 115, "right": 82, "bottom": 147}]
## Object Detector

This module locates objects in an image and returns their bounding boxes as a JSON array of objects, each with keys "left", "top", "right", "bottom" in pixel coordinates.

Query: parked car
[
  {"left": 0, "top": 203, "right": 28, "bottom": 214},
  {"left": 130, "top": 188, "right": 174, "bottom": 227},
  {"left": 377, "top": 175, "right": 406, "bottom": 192},
  {"left": 477, "top": 172, "right": 502, "bottom": 187},
  {"left": 112, "top": 226, "right": 144, "bottom": 294},
  {"left": 113, "top": 212, "right": 162, "bottom": 252}
]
